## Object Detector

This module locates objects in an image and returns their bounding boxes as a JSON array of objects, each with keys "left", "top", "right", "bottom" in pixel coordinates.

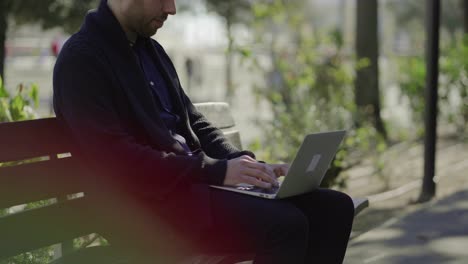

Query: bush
[
  {"left": 397, "top": 35, "right": 468, "bottom": 138},
  {"left": 0, "top": 76, "right": 39, "bottom": 122},
  {"left": 245, "top": 1, "right": 385, "bottom": 188},
  {"left": 441, "top": 35, "right": 468, "bottom": 135}
]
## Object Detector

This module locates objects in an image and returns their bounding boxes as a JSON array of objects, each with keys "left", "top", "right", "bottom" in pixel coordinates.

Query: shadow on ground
[{"left": 346, "top": 189, "right": 468, "bottom": 264}]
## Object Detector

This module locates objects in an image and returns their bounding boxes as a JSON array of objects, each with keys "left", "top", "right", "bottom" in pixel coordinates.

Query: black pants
[{"left": 199, "top": 188, "right": 355, "bottom": 264}]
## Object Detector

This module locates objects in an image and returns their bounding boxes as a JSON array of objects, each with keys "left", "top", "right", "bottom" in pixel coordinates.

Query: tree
[
  {"left": 204, "top": 0, "right": 252, "bottom": 101},
  {"left": 355, "top": 0, "right": 387, "bottom": 140},
  {"left": 0, "top": 0, "right": 98, "bottom": 81},
  {"left": 242, "top": 0, "right": 386, "bottom": 188},
  {"left": 388, "top": 0, "right": 464, "bottom": 40},
  {"left": 464, "top": 0, "right": 468, "bottom": 34},
  {"left": 0, "top": 1, "right": 9, "bottom": 81}
]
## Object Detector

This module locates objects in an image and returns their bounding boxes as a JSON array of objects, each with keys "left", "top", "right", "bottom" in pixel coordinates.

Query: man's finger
[
  {"left": 271, "top": 164, "right": 290, "bottom": 177},
  {"left": 242, "top": 155, "right": 257, "bottom": 162},
  {"left": 273, "top": 166, "right": 286, "bottom": 177},
  {"left": 245, "top": 161, "right": 275, "bottom": 178},
  {"left": 238, "top": 156, "right": 276, "bottom": 178},
  {"left": 243, "top": 167, "right": 278, "bottom": 186},
  {"left": 240, "top": 175, "right": 272, "bottom": 189}
]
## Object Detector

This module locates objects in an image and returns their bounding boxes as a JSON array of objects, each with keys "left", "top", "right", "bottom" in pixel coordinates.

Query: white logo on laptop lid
[{"left": 306, "top": 154, "right": 321, "bottom": 173}]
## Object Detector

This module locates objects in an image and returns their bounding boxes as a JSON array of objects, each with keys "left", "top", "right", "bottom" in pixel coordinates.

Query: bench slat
[
  {"left": 0, "top": 158, "right": 87, "bottom": 208},
  {"left": 49, "top": 246, "right": 126, "bottom": 264},
  {"left": 0, "top": 197, "right": 94, "bottom": 260},
  {"left": 220, "top": 129, "right": 242, "bottom": 150},
  {"left": 0, "top": 118, "right": 71, "bottom": 163},
  {"left": 194, "top": 102, "right": 236, "bottom": 129},
  {"left": 352, "top": 198, "right": 369, "bottom": 216}
]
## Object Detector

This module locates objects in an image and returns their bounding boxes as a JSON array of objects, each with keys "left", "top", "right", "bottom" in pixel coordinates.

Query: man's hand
[
  {"left": 224, "top": 155, "right": 279, "bottom": 189},
  {"left": 267, "top": 163, "right": 290, "bottom": 178}
]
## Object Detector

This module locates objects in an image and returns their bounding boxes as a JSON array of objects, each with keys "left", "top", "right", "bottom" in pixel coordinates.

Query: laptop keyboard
[{"left": 236, "top": 185, "right": 280, "bottom": 195}]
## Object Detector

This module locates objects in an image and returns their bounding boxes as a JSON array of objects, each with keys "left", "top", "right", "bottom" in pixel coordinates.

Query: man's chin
[{"left": 139, "top": 29, "right": 158, "bottom": 38}]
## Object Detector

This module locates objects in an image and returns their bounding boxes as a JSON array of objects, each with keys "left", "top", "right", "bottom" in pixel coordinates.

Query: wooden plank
[
  {"left": 194, "top": 102, "right": 236, "bottom": 129},
  {"left": 49, "top": 246, "right": 127, "bottom": 264},
  {"left": 0, "top": 118, "right": 72, "bottom": 163},
  {"left": 51, "top": 247, "right": 253, "bottom": 264},
  {"left": 352, "top": 198, "right": 369, "bottom": 216},
  {"left": 0, "top": 158, "right": 88, "bottom": 208},
  {"left": 220, "top": 129, "right": 242, "bottom": 149},
  {"left": 0, "top": 197, "right": 95, "bottom": 260}
]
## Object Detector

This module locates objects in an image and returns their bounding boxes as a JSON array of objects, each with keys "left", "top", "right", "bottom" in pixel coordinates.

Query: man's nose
[{"left": 163, "top": 0, "right": 176, "bottom": 15}]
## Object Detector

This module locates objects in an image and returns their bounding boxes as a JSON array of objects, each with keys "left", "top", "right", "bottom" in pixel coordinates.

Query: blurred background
[
  {"left": 0, "top": 0, "right": 467, "bottom": 262},
  {"left": 2, "top": 0, "right": 466, "bottom": 181}
]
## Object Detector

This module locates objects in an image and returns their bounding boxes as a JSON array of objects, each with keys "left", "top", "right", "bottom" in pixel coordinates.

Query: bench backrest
[
  {"left": 0, "top": 118, "right": 91, "bottom": 259},
  {"left": 194, "top": 102, "right": 242, "bottom": 149},
  {"left": 0, "top": 102, "right": 240, "bottom": 260}
]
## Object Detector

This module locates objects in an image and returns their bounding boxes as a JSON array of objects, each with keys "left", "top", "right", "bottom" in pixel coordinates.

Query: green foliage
[
  {"left": 397, "top": 35, "right": 468, "bottom": 137},
  {"left": 74, "top": 234, "right": 109, "bottom": 249},
  {"left": 202, "top": 0, "right": 253, "bottom": 100},
  {"left": 396, "top": 56, "right": 426, "bottom": 137},
  {"left": 1, "top": 0, "right": 99, "bottom": 78},
  {"left": 204, "top": 0, "right": 251, "bottom": 24},
  {"left": 388, "top": 0, "right": 465, "bottom": 38},
  {"left": 440, "top": 35, "right": 468, "bottom": 135},
  {"left": 0, "top": 248, "right": 53, "bottom": 264},
  {"left": 0, "top": 76, "right": 39, "bottom": 122},
  {"left": 246, "top": 0, "right": 385, "bottom": 188},
  {"left": 4, "top": 0, "right": 98, "bottom": 33}
]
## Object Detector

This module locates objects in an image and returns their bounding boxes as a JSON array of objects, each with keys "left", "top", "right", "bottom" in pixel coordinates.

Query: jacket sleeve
[
  {"left": 181, "top": 88, "right": 256, "bottom": 161},
  {"left": 53, "top": 48, "right": 227, "bottom": 198}
]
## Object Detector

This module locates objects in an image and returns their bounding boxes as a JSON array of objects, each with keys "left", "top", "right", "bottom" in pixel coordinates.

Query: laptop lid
[{"left": 276, "top": 130, "right": 346, "bottom": 198}]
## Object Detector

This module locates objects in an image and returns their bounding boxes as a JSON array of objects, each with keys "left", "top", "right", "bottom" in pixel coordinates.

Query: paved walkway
[{"left": 345, "top": 189, "right": 468, "bottom": 263}]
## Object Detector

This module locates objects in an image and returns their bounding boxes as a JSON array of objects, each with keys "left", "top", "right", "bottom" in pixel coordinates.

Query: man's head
[{"left": 108, "top": 0, "right": 176, "bottom": 40}]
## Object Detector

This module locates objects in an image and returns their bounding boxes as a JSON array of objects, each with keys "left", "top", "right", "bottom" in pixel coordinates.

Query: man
[{"left": 53, "top": 0, "right": 355, "bottom": 263}]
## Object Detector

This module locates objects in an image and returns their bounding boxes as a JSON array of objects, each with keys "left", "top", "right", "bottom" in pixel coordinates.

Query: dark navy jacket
[{"left": 53, "top": 0, "right": 254, "bottom": 237}]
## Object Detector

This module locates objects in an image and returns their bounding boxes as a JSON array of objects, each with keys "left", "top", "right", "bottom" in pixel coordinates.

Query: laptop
[{"left": 210, "top": 130, "right": 346, "bottom": 199}]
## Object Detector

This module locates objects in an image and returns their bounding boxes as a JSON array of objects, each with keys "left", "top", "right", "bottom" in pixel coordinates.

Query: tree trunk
[
  {"left": 338, "top": 0, "right": 346, "bottom": 38},
  {"left": 355, "top": 0, "right": 387, "bottom": 140},
  {"left": 0, "top": 1, "right": 8, "bottom": 81},
  {"left": 463, "top": 0, "right": 468, "bottom": 34},
  {"left": 225, "top": 18, "right": 234, "bottom": 103},
  {"left": 418, "top": 0, "right": 440, "bottom": 203}
]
